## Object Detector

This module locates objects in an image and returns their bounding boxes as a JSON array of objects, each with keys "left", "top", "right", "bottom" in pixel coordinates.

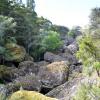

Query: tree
[
  {"left": 27, "top": 0, "right": 35, "bottom": 11},
  {"left": 68, "top": 26, "right": 81, "bottom": 38},
  {"left": 42, "top": 31, "right": 62, "bottom": 52},
  {"left": 0, "top": 0, "right": 13, "bottom": 15},
  {"left": 0, "top": 15, "right": 16, "bottom": 45},
  {"left": 90, "top": 8, "right": 100, "bottom": 29}
]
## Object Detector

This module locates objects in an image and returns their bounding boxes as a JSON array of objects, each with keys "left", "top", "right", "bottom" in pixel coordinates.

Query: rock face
[
  {"left": 44, "top": 52, "right": 77, "bottom": 65},
  {"left": 44, "top": 52, "right": 66, "bottom": 63},
  {"left": 4, "top": 43, "right": 26, "bottom": 62},
  {"left": 7, "top": 74, "right": 41, "bottom": 93},
  {"left": 18, "top": 61, "right": 39, "bottom": 75},
  {"left": 38, "top": 61, "right": 69, "bottom": 89},
  {"left": 9, "top": 90, "right": 58, "bottom": 100},
  {"left": 46, "top": 75, "right": 100, "bottom": 100},
  {"left": 67, "top": 41, "right": 78, "bottom": 54},
  {"left": 36, "top": 61, "right": 49, "bottom": 67},
  {"left": 46, "top": 77, "right": 83, "bottom": 100}
]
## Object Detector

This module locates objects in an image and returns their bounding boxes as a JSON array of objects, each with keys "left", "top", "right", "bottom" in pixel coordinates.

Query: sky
[{"left": 24, "top": 0, "right": 100, "bottom": 28}]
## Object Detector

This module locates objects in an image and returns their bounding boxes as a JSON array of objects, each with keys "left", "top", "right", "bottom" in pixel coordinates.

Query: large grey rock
[
  {"left": 46, "top": 75, "right": 100, "bottom": 100},
  {"left": 44, "top": 52, "right": 77, "bottom": 65},
  {"left": 46, "top": 77, "right": 83, "bottom": 100},
  {"left": 67, "top": 41, "right": 78, "bottom": 54},
  {"left": 59, "top": 52, "right": 77, "bottom": 65},
  {"left": 7, "top": 74, "right": 41, "bottom": 94},
  {"left": 36, "top": 61, "right": 49, "bottom": 67},
  {"left": 38, "top": 61, "right": 69, "bottom": 89},
  {"left": 44, "top": 52, "right": 66, "bottom": 63},
  {"left": 18, "top": 61, "right": 39, "bottom": 75}
]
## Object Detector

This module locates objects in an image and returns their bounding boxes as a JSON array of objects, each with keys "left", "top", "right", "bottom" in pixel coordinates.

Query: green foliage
[
  {"left": 93, "top": 62, "right": 100, "bottom": 71},
  {"left": 0, "top": 0, "right": 13, "bottom": 15},
  {"left": 0, "top": 93, "right": 7, "bottom": 100},
  {"left": 42, "top": 31, "right": 62, "bottom": 52},
  {"left": 0, "top": 15, "right": 16, "bottom": 40},
  {"left": 0, "top": 15, "right": 16, "bottom": 56},
  {"left": 73, "top": 83, "right": 100, "bottom": 100},
  {"left": 90, "top": 8, "right": 100, "bottom": 29},
  {"left": 76, "top": 28, "right": 100, "bottom": 76},
  {"left": 68, "top": 30, "right": 75, "bottom": 37},
  {"left": 51, "top": 25, "right": 69, "bottom": 35},
  {"left": 26, "top": 0, "right": 35, "bottom": 11}
]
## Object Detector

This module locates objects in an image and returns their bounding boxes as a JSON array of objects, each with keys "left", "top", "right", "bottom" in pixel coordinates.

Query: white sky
[{"left": 23, "top": 0, "right": 100, "bottom": 28}]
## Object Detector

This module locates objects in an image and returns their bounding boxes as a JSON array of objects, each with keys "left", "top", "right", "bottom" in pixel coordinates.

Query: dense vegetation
[
  {"left": 0, "top": 0, "right": 100, "bottom": 100},
  {"left": 76, "top": 8, "right": 100, "bottom": 77},
  {"left": 0, "top": 0, "right": 66, "bottom": 61}
]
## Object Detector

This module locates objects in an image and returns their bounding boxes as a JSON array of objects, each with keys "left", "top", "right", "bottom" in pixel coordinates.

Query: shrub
[
  {"left": 42, "top": 31, "right": 62, "bottom": 52},
  {"left": 73, "top": 83, "right": 100, "bottom": 100}
]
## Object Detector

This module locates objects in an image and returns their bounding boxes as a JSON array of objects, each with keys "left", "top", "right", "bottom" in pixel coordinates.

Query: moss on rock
[
  {"left": 0, "top": 65, "right": 14, "bottom": 83},
  {"left": 9, "top": 90, "right": 58, "bottom": 100},
  {"left": 4, "top": 43, "right": 26, "bottom": 62}
]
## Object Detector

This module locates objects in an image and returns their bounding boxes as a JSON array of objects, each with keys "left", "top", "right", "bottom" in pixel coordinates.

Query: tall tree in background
[
  {"left": 90, "top": 8, "right": 100, "bottom": 29},
  {"left": 16, "top": 0, "right": 22, "bottom": 4},
  {"left": 27, "top": 0, "right": 35, "bottom": 11}
]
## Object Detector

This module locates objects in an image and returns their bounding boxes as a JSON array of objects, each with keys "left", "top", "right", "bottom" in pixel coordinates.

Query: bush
[
  {"left": 42, "top": 31, "right": 62, "bottom": 52},
  {"left": 73, "top": 83, "right": 100, "bottom": 100}
]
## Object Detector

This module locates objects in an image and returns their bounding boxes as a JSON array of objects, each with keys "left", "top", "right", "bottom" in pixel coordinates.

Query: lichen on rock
[
  {"left": 4, "top": 43, "right": 26, "bottom": 62},
  {"left": 9, "top": 90, "right": 58, "bottom": 100}
]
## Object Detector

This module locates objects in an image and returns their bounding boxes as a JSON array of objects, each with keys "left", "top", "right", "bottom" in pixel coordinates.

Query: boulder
[
  {"left": 9, "top": 90, "right": 58, "bottom": 100},
  {"left": 46, "top": 77, "right": 83, "bottom": 100},
  {"left": 44, "top": 52, "right": 66, "bottom": 63},
  {"left": 67, "top": 41, "right": 78, "bottom": 54},
  {"left": 18, "top": 61, "right": 39, "bottom": 75},
  {"left": 38, "top": 61, "right": 69, "bottom": 89},
  {"left": 7, "top": 74, "right": 41, "bottom": 93},
  {"left": 59, "top": 53, "right": 77, "bottom": 65},
  {"left": 46, "top": 75, "right": 100, "bottom": 100},
  {"left": 36, "top": 61, "right": 49, "bottom": 67},
  {"left": 4, "top": 43, "right": 26, "bottom": 62},
  {"left": 0, "top": 65, "right": 19, "bottom": 83},
  {"left": 67, "top": 37, "right": 75, "bottom": 44},
  {"left": 44, "top": 52, "right": 77, "bottom": 65}
]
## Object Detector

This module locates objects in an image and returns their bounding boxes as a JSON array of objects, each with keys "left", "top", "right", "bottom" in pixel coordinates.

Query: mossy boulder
[
  {"left": 38, "top": 61, "right": 69, "bottom": 89},
  {"left": 9, "top": 90, "right": 58, "bottom": 100},
  {"left": 0, "top": 65, "right": 17, "bottom": 83},
  {"left": 4, "top": 43, "right": 26, "bottom": 62}
]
